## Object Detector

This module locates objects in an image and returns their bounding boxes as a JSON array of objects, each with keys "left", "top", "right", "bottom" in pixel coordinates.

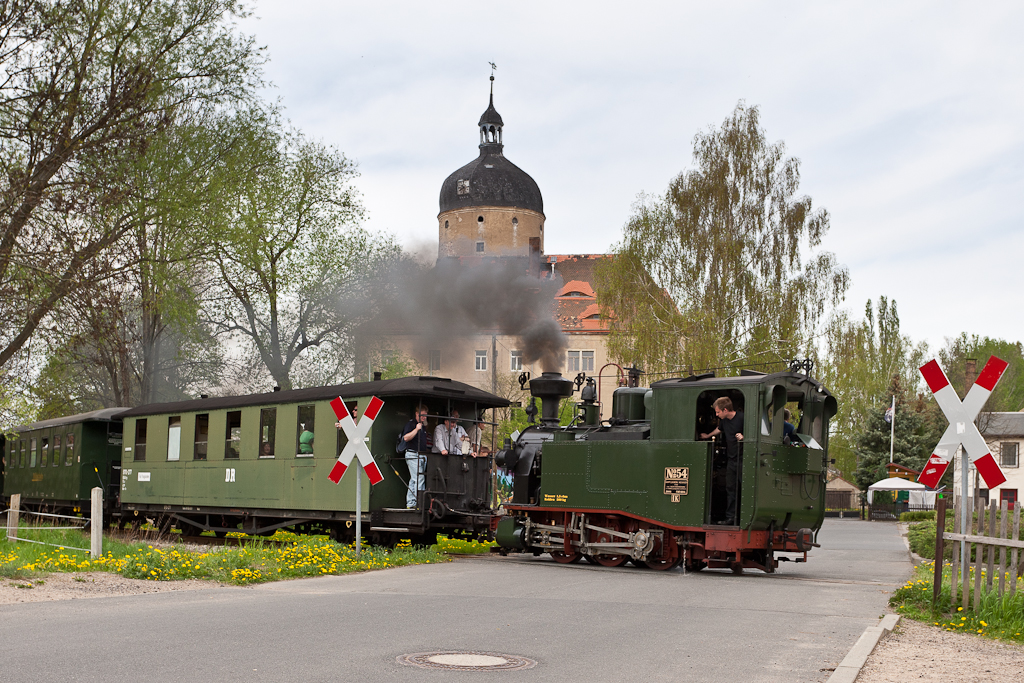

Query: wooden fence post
[
  {"left": 973, "top": 496, "right": 984, "bottom": 612},
  {"left": 6, "top": 494, "right": 19, "bottom": 541},
  {"left": 987, "top": 499, "right": 997, "bottom": 591},
  {"left": 1012, "top": 505, "right": 1021, "bottom": 597},
  {"left": 951, "top": 495, "right": 959, "bottom": 606},
  {"left": 90, "top": 487, "right": 102, "bottom": 559},
  {"left": 932, "top": 495, "right": 946, "bottom": 607},
  {"left": 998, "top": 500, "right": 1008, "bottom": 596}
]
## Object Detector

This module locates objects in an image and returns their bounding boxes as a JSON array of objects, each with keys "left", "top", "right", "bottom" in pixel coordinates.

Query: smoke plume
[{"left": 354, "top": 255, "right": 567, "bottom": 373}]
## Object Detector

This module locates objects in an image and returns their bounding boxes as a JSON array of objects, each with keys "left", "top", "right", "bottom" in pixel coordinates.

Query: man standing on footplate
[{"left": 700, "top": 396, "right": 744, "bottom": 525}]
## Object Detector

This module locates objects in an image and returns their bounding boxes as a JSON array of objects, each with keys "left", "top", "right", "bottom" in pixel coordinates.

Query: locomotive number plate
[{"left": 664, "top": 467, "right": 688, "bottom": 502}]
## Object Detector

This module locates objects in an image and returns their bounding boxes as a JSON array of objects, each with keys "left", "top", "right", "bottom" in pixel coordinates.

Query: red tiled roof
[{"left": 556, "top": 279, "right": 596, "bottom": 298}]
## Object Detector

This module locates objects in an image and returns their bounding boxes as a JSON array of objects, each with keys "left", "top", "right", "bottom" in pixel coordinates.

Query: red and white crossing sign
[
  {"left": 327, "top": 396, "right": 385, "bottom": 485},
  {"left": 918, "top": 356, "right": 1008, "bottom": 489}
]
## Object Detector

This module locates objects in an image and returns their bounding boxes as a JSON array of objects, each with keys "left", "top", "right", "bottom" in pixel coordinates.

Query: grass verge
[
  {"left": 890, "top": 560, "right": 1024, "bottom": 644},
  {"left": 0, "top": 527, "right": 450, "bottom": 585}
]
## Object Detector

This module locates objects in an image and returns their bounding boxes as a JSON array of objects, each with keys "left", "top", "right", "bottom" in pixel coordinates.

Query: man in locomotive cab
[
  {"left": 700, "top": 396, "right": 744, "bottom": 526},
  {"left": 401, "top": 406, "right": 429, "bottom": 509}
]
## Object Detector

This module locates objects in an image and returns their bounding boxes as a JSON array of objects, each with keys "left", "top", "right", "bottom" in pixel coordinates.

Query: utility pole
[{"left": 491, "top": 334, "right": 497, "bottom": 395}]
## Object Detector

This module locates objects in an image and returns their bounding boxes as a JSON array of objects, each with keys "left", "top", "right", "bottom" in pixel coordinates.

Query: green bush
[{"left": 900, "top": 510, "right": 936, "bottom": 522}]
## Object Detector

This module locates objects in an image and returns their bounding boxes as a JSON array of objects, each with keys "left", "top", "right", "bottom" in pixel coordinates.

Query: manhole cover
[{"left": 397, "top": 651, "right": 537, "bottom": 671}]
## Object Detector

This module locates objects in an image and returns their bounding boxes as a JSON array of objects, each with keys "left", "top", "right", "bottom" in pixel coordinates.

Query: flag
[{"left": 884, "top": 396, "right": 895, "bottom": 424}]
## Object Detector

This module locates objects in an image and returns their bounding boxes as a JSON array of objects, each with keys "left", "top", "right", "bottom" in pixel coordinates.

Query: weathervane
[{"left": 489, "top": 61, "right": 497, "bottom": 92}]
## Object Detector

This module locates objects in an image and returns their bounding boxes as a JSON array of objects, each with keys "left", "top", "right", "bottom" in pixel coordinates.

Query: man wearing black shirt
[
  {"left": 700, "top": 397, "right": 744, "bottom": 525},
  {"left": 401, "top": 406, "right": 429, "bottom": 509}
]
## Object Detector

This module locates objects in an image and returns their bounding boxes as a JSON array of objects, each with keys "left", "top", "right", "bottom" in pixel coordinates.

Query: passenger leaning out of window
[{"left": 432, "top": 415, "right": 460, "bottom": 455}]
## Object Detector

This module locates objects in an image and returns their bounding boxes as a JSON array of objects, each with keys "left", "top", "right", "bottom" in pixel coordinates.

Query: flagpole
[{"left": 889, "top": 395, "right": 896, "bottom": 464}]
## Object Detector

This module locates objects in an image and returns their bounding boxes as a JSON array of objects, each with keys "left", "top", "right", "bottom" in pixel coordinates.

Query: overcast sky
[{"left": 238, "top": 1, "right": 1024, "bottom": 357}]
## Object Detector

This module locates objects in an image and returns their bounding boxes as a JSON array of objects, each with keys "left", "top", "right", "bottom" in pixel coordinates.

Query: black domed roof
[
  {"left": 439, "top": 151, "right": 543, "bottom": 215},
  {"left": 439, "top": 93, "right": 543, "bottom": 215}
]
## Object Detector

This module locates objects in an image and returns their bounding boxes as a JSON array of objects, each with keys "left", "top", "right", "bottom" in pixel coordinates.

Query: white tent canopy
[{"left": 867, "top": 477, "right": 935, "bottom": 506}]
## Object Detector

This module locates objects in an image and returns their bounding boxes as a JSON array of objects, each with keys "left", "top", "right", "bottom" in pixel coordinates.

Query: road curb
[{"left": 825, "top": 614, "right": 901, "bottom": 683}]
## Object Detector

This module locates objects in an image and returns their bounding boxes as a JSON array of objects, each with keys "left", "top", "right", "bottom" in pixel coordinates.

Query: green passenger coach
[
  {"left": 117, "top": 376, "right": 508, "bottom": 543},
  {"left": 3, "top": 408, "right": 126, "bottom": 520}
]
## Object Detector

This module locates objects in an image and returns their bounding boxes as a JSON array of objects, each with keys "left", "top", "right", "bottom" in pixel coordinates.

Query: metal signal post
[{"left": 329, "top": 396, "right": 386, "bottom": 558}]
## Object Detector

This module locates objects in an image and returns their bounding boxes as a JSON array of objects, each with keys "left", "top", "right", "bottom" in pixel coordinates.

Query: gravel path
[
  {"left": 858, "top": 619, "right": 1024, "bottom": 682},
  {"left": 0, "top": 572, "right": 227, "bottom": 604}
]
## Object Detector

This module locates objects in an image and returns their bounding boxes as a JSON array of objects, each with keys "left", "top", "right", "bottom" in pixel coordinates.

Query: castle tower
[{"left": 438, "top": 77, "right": 545, "bottom": 259}]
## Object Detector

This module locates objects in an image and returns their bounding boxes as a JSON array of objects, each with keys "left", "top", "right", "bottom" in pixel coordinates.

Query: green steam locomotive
[{"left": 495, "top": 367, "right": 837, "bottom": 573}]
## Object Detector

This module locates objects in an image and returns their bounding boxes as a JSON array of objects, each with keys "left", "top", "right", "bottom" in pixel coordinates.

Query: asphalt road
[{"left": 0, "top": 519, "right": 910, "bottom": 682}]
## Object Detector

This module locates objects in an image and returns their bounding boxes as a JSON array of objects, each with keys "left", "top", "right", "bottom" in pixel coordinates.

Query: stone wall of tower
[{"left": 438, "top": 207, "right": 544, "bottom": 258}]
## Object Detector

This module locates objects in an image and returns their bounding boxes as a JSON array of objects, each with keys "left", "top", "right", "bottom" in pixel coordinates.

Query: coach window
[
  {"left": 260, "top": 408, "right": 276, "bottom": 458},
  {"left": 134, "top": 420, "right": 147, "bottom": 461},
  {"left": 18, "top": 440, "right": 25, "bottom": 467},
  {"left": 167, "top": 416, "right": 182, "bottom": 461},
  {"left": 65, "top": 433, "right": 75, "bottom": 465},
  {"left": 225, "top": 411, "right": 241, "bottom": 460},
  {"left": 296, "top": 405, "right": 315, "bottom": 457},
  {"left": 40, "top": 437, "right": 49, "bottom": 467},
  {"left": 194, "top": 414, "right": 209, "bottom": 460},
  {"left": 335, "top": 403, "right": 357, "bottom": 456},
  {"left": 53, "top": 435, "right": 61, "bottom": 466},
  {"left": 29, "top": 438, "right": 37, "bottom": 467}
]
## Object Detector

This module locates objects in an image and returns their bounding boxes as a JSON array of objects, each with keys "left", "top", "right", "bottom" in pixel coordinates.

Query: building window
[
  {"left": 512, "top": 217, "right": 518, "bottom": 228},
  {"left": 260, "top": 408, "right": 276, "bottom": 457},
  {"left": 167, "top": 416, "right": 182, "bottom": 461},
  {"left": 475, "top": 350, "right": 488, "bottom": 371},
  {"left": 510, "top": 350, "right": 523, "bottom": 371},
  {"left": 134, "top": 420, "right": 147, "bottom": 462},
  {"left": 65, "top": 433, "right": 74, "bottom": 466},
  {"left": 1000, "top": 442, "right": 1019, "bottom": 468},
  {"left": 297, "top": 405, "right": 315, "bottom": 456},
  {"left": 194, "top": 414, "right": 209, "bottom": 461},
  {"left": 1001, "top": 488, "right": 1018, "bottom": 509},
  {"left": 53, "top": 435, "right": 61, "bottom": 467},
  {"left": 444, "top": 220, "right": 449, "bottom": 229},
  {"left": 567, "top": 350, "right": 595, "bottom": 373},
  {"left": 225, "top": 411, "right": 241, "bottom": 460},
  {"left": 40, "top": 437, "right": 49, "bottom": 466},
  {"left": 476, "top": 241, "right": 485, "bottom": 253},
  {"left": 429, "top": 350, "right": 441, "bottom": 374}
]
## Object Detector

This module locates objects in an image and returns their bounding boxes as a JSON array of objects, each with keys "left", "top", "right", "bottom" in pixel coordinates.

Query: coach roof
[
  {"left": 117, "top": 376, "right": 510, "bottom": 418},
  {"left": 14, "top": 407, "right": 129, "bottom": 433}
]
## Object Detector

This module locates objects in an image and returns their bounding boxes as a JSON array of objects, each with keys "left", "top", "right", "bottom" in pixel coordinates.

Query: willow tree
[{"left": 596, "top": 102, "right": 849, "bottom": 376}]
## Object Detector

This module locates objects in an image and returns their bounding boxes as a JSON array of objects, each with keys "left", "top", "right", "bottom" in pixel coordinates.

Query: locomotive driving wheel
[
  {"left": 550, "top": 550, "right": 582, "bottom": 563},
  {"left": 589, "top": 517, "right": 628, "bottom": 567},
  {"left": 644, "top": 534, "right": 681, "bottom": 571}
]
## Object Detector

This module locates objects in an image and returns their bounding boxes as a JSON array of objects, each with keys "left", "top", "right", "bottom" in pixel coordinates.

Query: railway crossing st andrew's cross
[
  {"left": 328, "top": 396, "right": 385, "bottom": 485},
  {"left": 917, "top": 356, "right": 1008, "bottom": 489}
]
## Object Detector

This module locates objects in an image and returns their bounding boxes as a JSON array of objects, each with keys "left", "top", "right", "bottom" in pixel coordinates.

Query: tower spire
[{"left": 479, "top": 63, "right": 503, "bottom": 149}]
